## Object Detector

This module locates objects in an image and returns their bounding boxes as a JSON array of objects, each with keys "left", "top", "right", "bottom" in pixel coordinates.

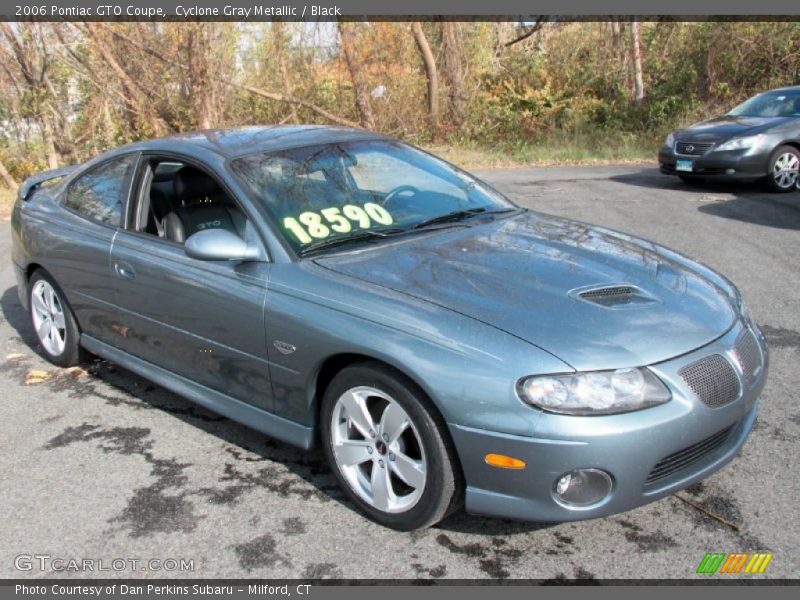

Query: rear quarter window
[{"left": 64, "top": 155, "right": 136, "bottom": 226}]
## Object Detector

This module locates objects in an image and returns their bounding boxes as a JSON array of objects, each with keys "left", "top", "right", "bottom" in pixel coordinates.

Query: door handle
[{"left": 114, "top": 262, "right": 136, "bottom": 280}]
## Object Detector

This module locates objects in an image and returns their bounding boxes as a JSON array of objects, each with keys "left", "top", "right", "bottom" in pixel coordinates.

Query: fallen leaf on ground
[
  {"left": 60, "top": 366, "right": 88, "bottom": 377},
  {"left": 25, "top": 369, "right": 52, "bottom": 385},
  {"left": 5, "top": 353, "right": 25, "bottom": 361}
]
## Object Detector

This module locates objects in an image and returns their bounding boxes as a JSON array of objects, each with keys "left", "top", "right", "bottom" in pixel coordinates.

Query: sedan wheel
[
  {"left": 766, "top": 146, "right": 800, "bottom": 192},
  {"left": 31, "top": 279, "right": 67, "bottom": 356},
  {"left": 331, "top": 386, "right": 427, "bottom": 513},
  {"left": 321, "top": 363, "right": 461, "bottom": 530},
  {"left": 28, "top": 271, "right": 84, "bottom": 367}
]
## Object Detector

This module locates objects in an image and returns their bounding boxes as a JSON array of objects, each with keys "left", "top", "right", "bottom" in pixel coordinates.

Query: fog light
[
  {"left": 553, "top": 469, "right": 613, "bottom": 507},
  {"left": 725, "top": 168, "right": 736, "bottom": 175}
]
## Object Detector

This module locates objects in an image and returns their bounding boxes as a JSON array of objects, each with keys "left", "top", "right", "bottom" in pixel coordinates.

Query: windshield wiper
[
  {"left": 411, "top": 207, "right": 516, "bottom": 230},
  {"left": 300, "top": 228, "right": 406, "bottom": 256}
]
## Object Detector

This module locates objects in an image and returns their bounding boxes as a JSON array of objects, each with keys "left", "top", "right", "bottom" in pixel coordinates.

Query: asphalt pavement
[{"left": 1, "top": 165, "right": 798, "bottom": 580}]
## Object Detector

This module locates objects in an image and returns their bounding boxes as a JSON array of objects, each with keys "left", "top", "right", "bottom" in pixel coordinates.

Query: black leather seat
[
  {"left": 149, "top": 188, "right": 172, "bottom": 237},
  {"left": 164, "top": 166, "right": 246, "bottom": 244}
]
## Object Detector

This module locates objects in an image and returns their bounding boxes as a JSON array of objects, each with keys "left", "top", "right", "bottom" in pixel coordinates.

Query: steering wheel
[{"left": 382, "top": 185, "right": 420, "bottom": 207}]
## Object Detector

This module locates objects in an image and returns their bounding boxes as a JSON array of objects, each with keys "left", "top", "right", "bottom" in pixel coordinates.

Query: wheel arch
[
  {"left": 25, "top": 262, "right": 44, "bottom": 281},
  {"left": 777, "top": 140, "right": 800, "bottom": 152},
  {"left": 311, "top": 351, "right": 466, "bottom": 509},
  {"left": 25, "top": 264, "right": 84, "bottom": 333},
  {"left": 312, "top": 352, "right": 439, "bottom": 426}
]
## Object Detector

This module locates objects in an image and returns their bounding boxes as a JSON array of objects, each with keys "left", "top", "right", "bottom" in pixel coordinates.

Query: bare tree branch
[
  {"left": 504, "top": 18, "right": 546, "bottom": 47},
  {"left": 109, "top": 26, "right": 360, "bottom": 129}
]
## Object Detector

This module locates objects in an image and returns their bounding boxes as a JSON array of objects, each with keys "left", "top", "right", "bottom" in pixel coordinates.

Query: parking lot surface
[{"left": 1, "top": 165, "right": 798, "bottom": 580}]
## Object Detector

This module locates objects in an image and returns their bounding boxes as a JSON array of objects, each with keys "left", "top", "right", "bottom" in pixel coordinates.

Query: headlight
[
  {"left": 715, "top": 134, "right": 766, "bottom": 152},
  {"left": 665, "top": 132, "right": 675, "bottom": 147},
  {"left": 517, "top": 368, "right": 671, "bottom": 416}
]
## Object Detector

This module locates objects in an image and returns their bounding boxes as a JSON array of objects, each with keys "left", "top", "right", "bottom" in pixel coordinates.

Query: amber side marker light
[{"left": 485, "top": 453, "right": 527, "bottom": 469}]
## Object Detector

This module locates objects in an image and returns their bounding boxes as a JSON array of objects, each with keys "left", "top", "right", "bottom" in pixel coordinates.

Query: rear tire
[
  {"left": 765, "top": 145, "right": 800, "bottom": 193},
  {"left": 28, "top": 270, "right": 84, "bottom": 368},
  {"left": 320, "top": 362, "right": 461, "bottom": 530}
]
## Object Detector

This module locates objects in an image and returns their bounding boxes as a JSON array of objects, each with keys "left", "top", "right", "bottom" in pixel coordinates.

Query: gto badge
[{"left": 273, "top": 341, "right": 296, "bottom": 355}]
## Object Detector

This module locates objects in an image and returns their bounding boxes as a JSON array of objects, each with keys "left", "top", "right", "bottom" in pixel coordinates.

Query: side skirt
[{"left": 80, "top": 335, "right": 315, "bottom": 450}]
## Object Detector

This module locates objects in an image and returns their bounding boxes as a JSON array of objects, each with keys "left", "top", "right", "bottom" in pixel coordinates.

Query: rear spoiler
[{"left": 18, "top": 165, "right": 79, "bottom": 202}]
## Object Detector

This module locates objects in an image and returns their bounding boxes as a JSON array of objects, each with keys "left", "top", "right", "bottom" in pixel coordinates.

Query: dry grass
[{"left": 423, "top": 142, "right": 656, "bottom": 170}]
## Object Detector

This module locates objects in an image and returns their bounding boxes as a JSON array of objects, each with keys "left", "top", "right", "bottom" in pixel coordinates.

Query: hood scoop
[{"left": 571, "top": 284, "right": 657, "bottom": 308}]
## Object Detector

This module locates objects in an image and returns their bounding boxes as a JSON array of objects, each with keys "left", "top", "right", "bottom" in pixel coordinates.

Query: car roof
[
  {"left": 765, "top": 85, "right": 800, "bottom": 94},
  {"left": 107, "top": 125, "right": 390, "bottom": 161}
]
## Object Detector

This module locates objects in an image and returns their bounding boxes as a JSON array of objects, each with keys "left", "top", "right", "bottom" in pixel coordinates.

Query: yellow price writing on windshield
[{"left": 283, "top": 203, "right": 393, "bottom": 244}]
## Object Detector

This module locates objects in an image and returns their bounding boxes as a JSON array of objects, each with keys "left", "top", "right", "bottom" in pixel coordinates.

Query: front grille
[
  {"left": 679, "top": 354, "right": 741, "bottom": 407},
  {"left": 645, "top": 425, "right": 734, "bottom": 485},
  {"left": 675, "top": 141, "right": 715, "bottom": 156},
  {"left": 734, "top": 328, "right": 762, "bottom": 388}
]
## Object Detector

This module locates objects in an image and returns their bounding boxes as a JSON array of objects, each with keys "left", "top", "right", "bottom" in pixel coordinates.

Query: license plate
[{"left": 676, "top": 159, "right": 693, "bottom": 172}]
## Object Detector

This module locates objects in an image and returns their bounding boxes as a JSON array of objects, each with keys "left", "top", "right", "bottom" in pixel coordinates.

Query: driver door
[{"left": 107, "top": 157, "right": 273, "bottom": 412}]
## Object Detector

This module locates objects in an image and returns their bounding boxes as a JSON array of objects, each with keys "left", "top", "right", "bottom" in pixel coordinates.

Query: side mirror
[{"left": 184, "top": 229, "right": 261, "bottom": 262}]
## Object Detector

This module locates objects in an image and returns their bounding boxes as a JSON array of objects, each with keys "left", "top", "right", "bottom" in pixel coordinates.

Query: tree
[
  {"left": 411, "top": 22, "right": 439, "bottom": 136},
  {"left": 440, "top": 21, "right": 466, "bottom": 128},
  {"left": 0, "top": 23, "right": 63, "bottom": 168},
  {"left": 630, "top": 18, "right": 645, "bottom": 107},
  {"left": 0, "top": 159, "right": 18, "bottom": 190},
  {"left": 76, "top": 23, "right": 170, "bottom": 136},
  {"left": 272, "top": 21, "right": 298, "bottom": 123},
  {"left": 338, "top": 22, "right": 375, "bottom": 129}
]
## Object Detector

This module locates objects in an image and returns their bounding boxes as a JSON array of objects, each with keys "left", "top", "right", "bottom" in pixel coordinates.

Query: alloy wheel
[
  {"left": 31, "top": 279, "right": 67, "bottom": 356},
  {"left": 772, "top": 152, "right": 799, "bottom": 189},
  {"left": 330, "top": 386, "right": 427, "bottom": 513}
]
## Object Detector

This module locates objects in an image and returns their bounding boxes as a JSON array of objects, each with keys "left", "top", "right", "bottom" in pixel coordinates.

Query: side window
[
  {"left": 136, "top": 158, "right": 253, "bottom": 246},
  {"left": 65, "top": 155, "right": 135, "bottom": 226}
]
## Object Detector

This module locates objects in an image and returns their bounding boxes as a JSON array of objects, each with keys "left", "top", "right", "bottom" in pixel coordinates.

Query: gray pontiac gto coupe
[{"left": 11, "top": 126, "right": 767, "bottom": 530}]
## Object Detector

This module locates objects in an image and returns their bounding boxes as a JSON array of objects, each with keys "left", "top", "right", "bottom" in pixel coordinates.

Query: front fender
[{"left": 264, "top": 262, "right": 571, "bottom": 437}]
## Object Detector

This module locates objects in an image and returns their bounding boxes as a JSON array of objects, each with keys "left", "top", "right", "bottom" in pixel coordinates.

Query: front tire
[
  {"left": 28, "top": 270, "right": 83, "bottom": 367},
  {"left": 320, "top": 362, "right": 461, "bottom": 530},
  {"left": 765, "top": 145, "right": 800, "bottom": 192}
]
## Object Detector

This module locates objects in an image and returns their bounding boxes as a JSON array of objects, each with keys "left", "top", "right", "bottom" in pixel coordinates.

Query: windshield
[
  {"left": 728, "top": 90, "right": 800, "bottom": 118},
  {"left": 231, "top": 140, "right": 515, "bottom": 254}
]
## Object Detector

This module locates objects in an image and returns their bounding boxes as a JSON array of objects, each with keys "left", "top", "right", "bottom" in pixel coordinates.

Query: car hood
[
  {"left": 678, "top": 115, "right": 791, "bottom": 141},
  {"left": 315, "top": 212, "right": 737, "bottom": 370}
]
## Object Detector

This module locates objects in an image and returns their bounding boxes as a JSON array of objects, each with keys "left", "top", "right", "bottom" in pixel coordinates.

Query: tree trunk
[
  {"left": 273, "top": 21, "right": 298, "bottom": 123},
  {"left": 630, "top": 18, "right": 645, "bottom": 107},
  {"left": 40, "top": 119, "right": 60, "bottom": 169},
  {"left": 611, "top": 19, "right": 621, "bottom": 48},
  {"left": 186, "top": 25, "right": 214, "bottom": 129},
  {"left": 411, "top": 22, "right": 439, "bottom": 137},
  {"left": 0, "top": 159, "right": 18, "bottom": 191},
  {"left": 338, "top": 23, "right": 375, "bottom": 130},
  {"left": 440, "top": 21, "right": 466, "bottom": 128}
]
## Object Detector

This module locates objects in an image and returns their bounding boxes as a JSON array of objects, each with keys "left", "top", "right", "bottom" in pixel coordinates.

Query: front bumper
[
  {"left": 658, "top": 144, "right": 770, "bottom": 180},
  {"left": 449, "top": 318, "right": 767, "bottom": 522}
]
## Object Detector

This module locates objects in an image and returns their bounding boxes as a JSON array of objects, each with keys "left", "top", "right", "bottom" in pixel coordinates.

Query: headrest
[{"left": 174, "top": 166, "right": 220, "bottom": 200}]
